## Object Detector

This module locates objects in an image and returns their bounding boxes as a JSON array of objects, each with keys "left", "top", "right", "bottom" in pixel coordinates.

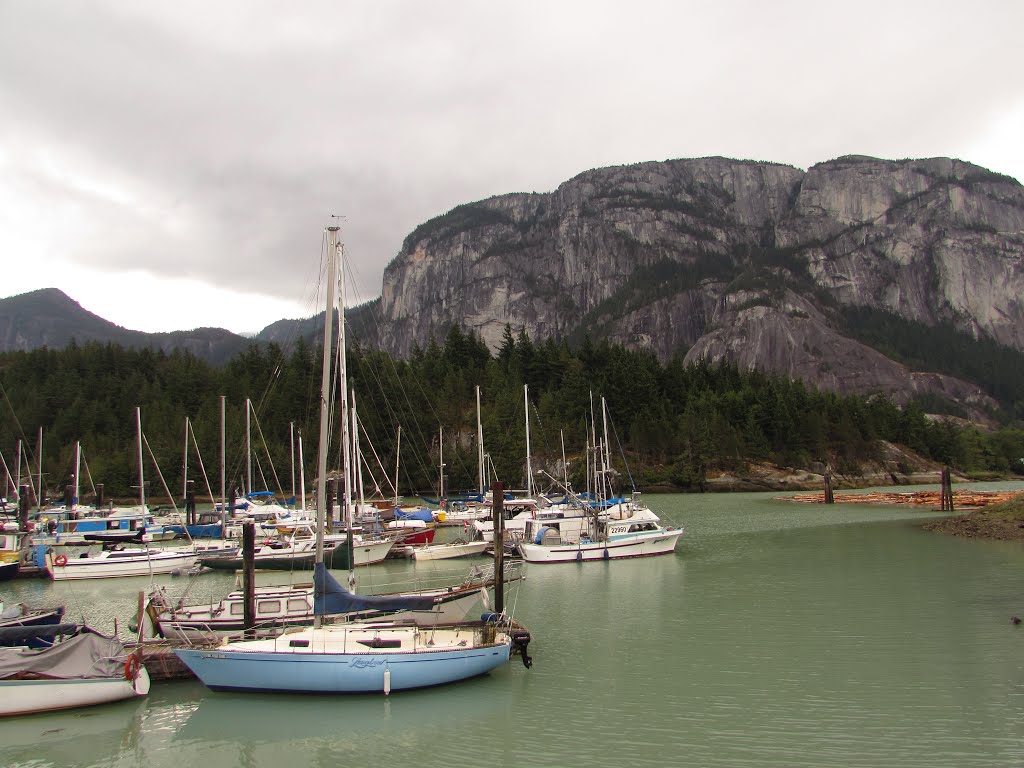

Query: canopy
[
  {"left": 0, "top": 628, "right": 128, "bottom": 680},
  {"left": 313, "top": 563, "right": 438, "bottom": 616}
]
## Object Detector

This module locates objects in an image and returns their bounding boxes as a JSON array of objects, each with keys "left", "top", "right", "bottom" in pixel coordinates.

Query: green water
[{"left": 3, "top": 483, "right": 1024, "bottom": 767}]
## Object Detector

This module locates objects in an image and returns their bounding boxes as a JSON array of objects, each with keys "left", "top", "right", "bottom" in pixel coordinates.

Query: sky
[{"left": 2, "top": 0, "right": 1022, "bottom": 334}]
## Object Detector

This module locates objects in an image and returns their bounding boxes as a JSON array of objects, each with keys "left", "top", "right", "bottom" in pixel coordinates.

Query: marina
[{"left": 3, "top": 484, "right": 1024, "bottom": 766}]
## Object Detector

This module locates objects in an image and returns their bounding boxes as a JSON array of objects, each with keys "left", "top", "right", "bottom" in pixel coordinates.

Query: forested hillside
[{"left": 1, "top": 330, "right": 1022, "bottom": 503}]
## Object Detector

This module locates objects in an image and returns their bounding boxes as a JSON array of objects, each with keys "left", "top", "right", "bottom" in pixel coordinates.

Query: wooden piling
[
  {"left": 18, "top": 485, "right": 29, "bottom": 532},
  {"left": 940, "top": 468, "right": 954, "bottom": 511},
  {"left": 242, "top": 521, "right": 255, "bottom": 638},
  {"left": 492, "top": 481, "right": 504, "bottom": 615},
  {"left": 824, "top": 471, "right": 834, "bottom": 504}
]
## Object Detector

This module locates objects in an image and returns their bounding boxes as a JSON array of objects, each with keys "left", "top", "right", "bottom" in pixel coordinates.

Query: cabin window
[
  {"left": 287, "top": 599, "right": 309, "bottom": 612},
  {"left": 289, "top": 639, "right": 310, "bottom": 648},
  {"left": 230, "top": 604, "right": 244, "bottom": 616},
  {"left": 358, "top": 637, "right": 402, "bottom": 649},
  {"left": 257, "top": 600, "right": 282, "bottom": 615}
]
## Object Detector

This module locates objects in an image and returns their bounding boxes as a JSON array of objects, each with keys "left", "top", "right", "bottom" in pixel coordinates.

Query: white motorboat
[{"left": 45, "top": 544, "right": 197, "bottom": 580}]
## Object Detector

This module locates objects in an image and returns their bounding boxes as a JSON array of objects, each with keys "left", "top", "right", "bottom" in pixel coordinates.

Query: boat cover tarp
[
  {"left": 313, "top": 563, "right": 438, "bottom": 615},
  {"left": 393, "top": 508, "right": 435, "bottom": 523},
  {"left": 0, "top": 623, "right": 80, "bottom": 646},
  {"left": 0, "top": 629, "right": 128, "bottom": 679}
]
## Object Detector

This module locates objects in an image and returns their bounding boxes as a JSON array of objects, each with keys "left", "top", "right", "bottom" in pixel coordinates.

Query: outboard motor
[{"left": 511, "top": 629, "right": 533, "bottom": 669}]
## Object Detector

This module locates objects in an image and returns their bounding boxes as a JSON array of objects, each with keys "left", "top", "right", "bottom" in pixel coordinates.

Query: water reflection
[{"left": 0, "top": 698, "right": 146, "bottom": 768}]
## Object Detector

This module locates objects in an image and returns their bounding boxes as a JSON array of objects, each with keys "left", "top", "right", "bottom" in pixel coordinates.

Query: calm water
[{"left": 3, "top": 483, "right": 1024, "bottom": 768}]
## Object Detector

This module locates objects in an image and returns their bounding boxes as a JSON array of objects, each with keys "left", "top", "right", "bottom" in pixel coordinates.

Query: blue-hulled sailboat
[{"left": 174, "top": 225, "right": 524, "bottom": 695}]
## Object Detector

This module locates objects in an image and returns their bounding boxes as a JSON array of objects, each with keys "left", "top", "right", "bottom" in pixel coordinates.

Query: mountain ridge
[{"left": 4, "top": 154, "right": 1024, "bottom": 421}]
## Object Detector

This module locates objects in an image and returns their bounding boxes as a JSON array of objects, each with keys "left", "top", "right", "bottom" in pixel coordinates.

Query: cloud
[{"left": 1, "top": 0, "right": 1022, "bottom": 332}]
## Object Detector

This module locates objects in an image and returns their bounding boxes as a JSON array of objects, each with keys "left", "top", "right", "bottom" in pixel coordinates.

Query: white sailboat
[
  {"left": 45, "top": 409, "right": 197, "bottom": 580},
  {"left": 175, "top": 224, "right": 527, "bottom": 694}
]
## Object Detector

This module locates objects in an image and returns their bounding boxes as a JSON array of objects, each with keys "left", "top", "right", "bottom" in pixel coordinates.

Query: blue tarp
[
  {"left": 313, "top": 563, "right": 438, "bottom": 615},
  {"left": 393, "top": 508, "right": 435, "bottom": 523}
]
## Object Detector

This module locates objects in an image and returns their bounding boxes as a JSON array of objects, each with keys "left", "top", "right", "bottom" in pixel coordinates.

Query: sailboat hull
[{"left": 175, "top": 625, "right": 512, "bottom": 693}]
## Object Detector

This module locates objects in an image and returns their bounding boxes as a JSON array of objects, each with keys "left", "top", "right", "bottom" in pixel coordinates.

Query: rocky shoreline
[{"left": 921, "top": 497, "right": 1024, "bottom": 541}]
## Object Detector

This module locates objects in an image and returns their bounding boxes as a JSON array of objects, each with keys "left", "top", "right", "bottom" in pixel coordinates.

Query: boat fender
[
  {"left": 383, "top": 667, "right": 391, "bottom": 696},
  {"left": 603, "top": 549, "right": 609, "bottom": 560},
  {"left": 124, "top": 652, "right": 141, "bottom": 680},
  {"left": 480, "top": 612, "right": 500, "bottom": 624},
  {"left": 54, "top": 554, "right": 68, "bottom": 567},
  {"left": 576, "top": 550, "right": 582, "bottom": 562}
]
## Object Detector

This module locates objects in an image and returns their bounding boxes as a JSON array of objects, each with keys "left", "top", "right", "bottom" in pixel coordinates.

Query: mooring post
[
  {"left": 96, "top": 483, "right": 105, "bottom": 509},
  {"left": 242, "top": 521, "right": 256, "bottom": 638},
  {"left": 824, "top": 471, "right": 834, "bottom": 504},
  {"left": 18, "top": 485, "right": 29, "bottom": 532},
  {"left": 492, "top": 481, "right": 504, "bottom": 615}
]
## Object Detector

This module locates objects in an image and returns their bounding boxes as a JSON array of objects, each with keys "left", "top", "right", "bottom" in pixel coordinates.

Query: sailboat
[
  {"left": 45, "top": 409, "right": 198, "bottom": 580},
  {"left": 175, "top": 224, "right": 526, "bottom": 694}
]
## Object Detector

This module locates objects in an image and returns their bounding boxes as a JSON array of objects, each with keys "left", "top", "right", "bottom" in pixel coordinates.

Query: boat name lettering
[{"left": 351, "top": 657, "right": 387, "bottom": 668}]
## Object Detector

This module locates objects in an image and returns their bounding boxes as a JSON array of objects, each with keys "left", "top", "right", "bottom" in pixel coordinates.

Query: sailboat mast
[
  {"left": 72, "top": 440, "right": 81, "bottom": 509},
  {"left": 350, "top": 388, "right": 361, "bottom": 577},
  {"left": 245, "top": 398, "right": 252, "bottom": 497},
  {"left": 438, "top": 427, "right": 445, "bottom": 502},
  {"left": 393, "top": 426, "right": 401, "bottom": 509},
  {"left": 183, "top": 417, "right": 189, "bottom": 499},
  {"left": 298, "top": 430, "right": 306, "bottom": 511},
  {"left": 15, "top": 440, "right": 22, "bottom": 502},
  {"left": 136, "top": 407, "right": 145, "bottom": 508},
  {"left": 560, "top": 430, "right": 568, "bottom": 492},
  {"left": 290, "top": 422, "right": 296, "bottom": 503},
  {"left": 524, "top": 384, "right": 533, "bottom": 499},
  {"left": 219, "top": 395, "right": 226, "bottom": 517},
  {"left": 315, "top": 226, "right": 341, "bottom": 578},
  {"left": 476, "top": 386, "right": 484, "bottom": 496},
  {"left": 37, "top": 427, "right": 43, "bottom": 508},
  {"left": 337, "top": 242, "right": 352, "bottom": 533},
  {"left": 601, "top": 397, "right": 612, "bottom": 499}
]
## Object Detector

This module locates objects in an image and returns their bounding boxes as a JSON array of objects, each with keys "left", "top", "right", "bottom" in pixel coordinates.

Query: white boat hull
[
  {"left": 0, "top": 667, "right": 150, "bottom": 716},
  {"left": 411, "top": 541, "right": 489, "bottom": 561},
  {"left": 46, "top": 549, "right": 197, "bottom": 580},
  {"left": 517, "top": 527, "right": 683, "bottom": 563}
]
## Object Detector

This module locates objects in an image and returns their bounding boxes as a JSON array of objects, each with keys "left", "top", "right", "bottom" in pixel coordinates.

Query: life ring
[
  {"left": 124, "top": 653, "right": 141, "bottom": 680},
  {"left": 54, "top": 554, "right": 68, "bottom": 567}
]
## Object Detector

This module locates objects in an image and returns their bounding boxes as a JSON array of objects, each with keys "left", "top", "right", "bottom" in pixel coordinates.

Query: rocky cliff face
[{"left": 374, "top": 156, "right": 1024, "bottom": 412}]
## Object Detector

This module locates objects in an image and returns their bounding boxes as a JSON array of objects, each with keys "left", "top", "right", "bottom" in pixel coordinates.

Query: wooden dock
[{"left": 126, "top": 638, "right": 211, "bottom": 681}]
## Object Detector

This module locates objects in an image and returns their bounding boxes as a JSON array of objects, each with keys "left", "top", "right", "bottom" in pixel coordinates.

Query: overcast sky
[{"left": 2, "top": 1, "right": 1021, "bottom": 334}]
